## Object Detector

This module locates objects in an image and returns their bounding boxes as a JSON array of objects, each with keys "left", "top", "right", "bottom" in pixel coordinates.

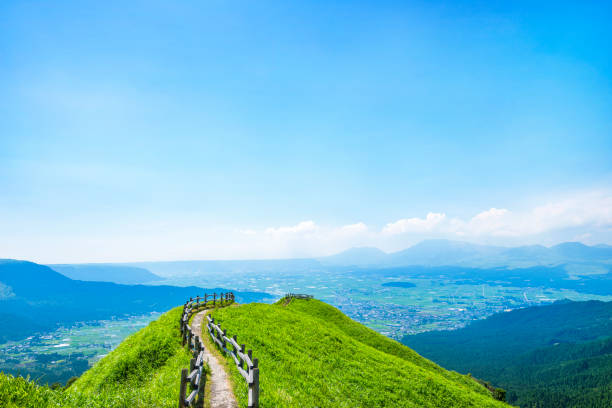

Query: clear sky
[{"left": 1, "top": 0, "right": 611, "bottom": 263}]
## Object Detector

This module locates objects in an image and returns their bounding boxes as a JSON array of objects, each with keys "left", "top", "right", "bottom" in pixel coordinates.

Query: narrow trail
[{"left": 191, "top": 310, "right": 238, "bottom": 408}]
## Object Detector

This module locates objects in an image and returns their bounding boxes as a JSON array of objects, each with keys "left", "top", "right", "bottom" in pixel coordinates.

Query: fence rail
[
  {"left": 178, "top": 293, "right": 235, "bottom": 408},
  {"left": 207, "top": 315, "right": 260, "bottom": 408},
  {"left": 282, "top": 293, "right": 313, "bottom": 300}
]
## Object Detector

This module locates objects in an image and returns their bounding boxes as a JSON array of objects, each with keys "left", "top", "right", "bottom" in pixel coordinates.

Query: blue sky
[{"left": 1, "top": 0, "right": 611, "bottom": 262}]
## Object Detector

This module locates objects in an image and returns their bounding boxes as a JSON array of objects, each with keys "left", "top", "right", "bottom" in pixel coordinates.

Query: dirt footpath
[{"left": 191, "top": 310, "right": 238, "bottom": 408}]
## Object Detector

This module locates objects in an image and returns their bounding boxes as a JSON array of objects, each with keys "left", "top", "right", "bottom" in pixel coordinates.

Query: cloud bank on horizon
[
  {"left": 3, "top": 189, "right": 609, "bottom": 264},
  {"left": 237, "top": 189, "right": 612, "bottom": 257}
]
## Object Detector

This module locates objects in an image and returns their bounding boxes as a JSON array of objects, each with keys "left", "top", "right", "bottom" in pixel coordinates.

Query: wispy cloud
[
  {"left": 264, "top": 221, "right": 319, "bottom": 235},
  {"left": 338, "top": 222, "right": 368, "bottom": 235},
  {"left": 382, "top": 212, "right": 446, "bottom": 235}
]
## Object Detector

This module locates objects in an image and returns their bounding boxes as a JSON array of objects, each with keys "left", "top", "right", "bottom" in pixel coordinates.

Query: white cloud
[
  {"left": 461, "top": 208, "right": 513, "bottom": 236},
  {"left": 338, "top": 222, "right": 368, "bottom": 235},
  {"left": 264, "top": 221, "right": 318, "bottom": 235},
  {"left": 382, "top": 190, "right": 612, "bottom": 243},
  {"left": 382, "top": 212, "right": 446, "bottom": 235}
]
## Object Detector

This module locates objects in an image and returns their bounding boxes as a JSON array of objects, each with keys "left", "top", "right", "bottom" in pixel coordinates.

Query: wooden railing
[
  {"left": 283, "top": 293, "right": 313, "bottom": 300},
  {"left": 207, "top": 314, "right": 260, "bottom": 408},
  {"left": 178, "top": 293, "right": 235, "bottom": 408}
]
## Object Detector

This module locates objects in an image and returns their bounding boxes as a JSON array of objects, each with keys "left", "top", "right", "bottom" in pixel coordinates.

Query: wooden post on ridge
[
  {"left": 248, "top": 357, "right": 259, "bottom": 407},
  {"left": 197, "top": 367, "right": 205, "bottom": 408},
  {"left": 178, "top": 368, "right": 187, "bottom": 408},
  {"left": 238, "top": 341, "right": 245, "bottom": 368}
]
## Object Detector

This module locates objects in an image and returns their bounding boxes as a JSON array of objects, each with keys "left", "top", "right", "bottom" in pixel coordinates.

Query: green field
[{"left": 0, "top": 313, "right": 159, "bottom": 384}]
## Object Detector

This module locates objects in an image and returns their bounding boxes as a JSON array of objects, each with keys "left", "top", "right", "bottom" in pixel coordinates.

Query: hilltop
[
  {"left": 1, "top": 297, "right": 510, "bottom": 407},
  {"left": 211, "top": 298, "right": 508, "bottom": 407}
]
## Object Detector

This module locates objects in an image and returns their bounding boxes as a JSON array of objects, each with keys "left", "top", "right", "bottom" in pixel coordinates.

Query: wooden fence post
[
  {"left": 179, "top": 368, "right": 187, "bottom": 408},
  {"left": 190, "top": 357, "right": 196, "bottom": 375},
  {"left": 197, "top": 366, "right": 205, "bottom": 408},
  {"left": 248, "top": 358, "right": 259, "bottom": 408},
  {"left": 195, "top": 335, "right": 201, "bottom": 354},
  {"left": 238, "top": 341, "right": 245, "bottom": 368},
  {"left": 213, "top": 293, "right": 216, "bottom": 305}
]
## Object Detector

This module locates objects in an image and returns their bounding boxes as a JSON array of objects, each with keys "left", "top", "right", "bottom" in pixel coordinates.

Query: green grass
[
  {"left": 0, "top": 306, "right": 194, "bottom": 408},
  {"left": 211, "top": 298, "right": 510, "bottom": 408}
]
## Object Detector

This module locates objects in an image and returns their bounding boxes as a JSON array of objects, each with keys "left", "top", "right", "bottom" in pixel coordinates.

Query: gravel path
[{"left": 191, "top": 310, "right": 238, "bottom": 408}]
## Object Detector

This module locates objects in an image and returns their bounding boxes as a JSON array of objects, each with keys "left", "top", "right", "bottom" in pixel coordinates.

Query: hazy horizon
[{"left": 8, "top": 238, "right": 609, "bottom": 265}]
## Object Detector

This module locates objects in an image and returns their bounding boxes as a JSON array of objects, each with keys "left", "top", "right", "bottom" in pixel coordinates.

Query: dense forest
[{"left": 403, "top": 300, "right": 612, "bottom": 407}]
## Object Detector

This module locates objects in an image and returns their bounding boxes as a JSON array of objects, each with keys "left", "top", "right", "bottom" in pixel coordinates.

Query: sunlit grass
[{"left": 212, "top": 298, "right": 510, "bottom": 408}]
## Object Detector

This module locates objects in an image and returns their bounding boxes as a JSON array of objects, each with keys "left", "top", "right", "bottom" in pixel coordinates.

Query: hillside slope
[
  {"left": 0, "top": 307, "right": 192, "bottom": 408},
  {"left": 48, "top": 264, "right": 162, "bottom": 284},
  {"left": 0, "top": 259, "right": 270, "bottom": 342},
  {"left": 403, "top": 300, "right": 612, "bottom": 407},
  {"left": 211, "top": 298, "right": 509, "bottom": 407}
]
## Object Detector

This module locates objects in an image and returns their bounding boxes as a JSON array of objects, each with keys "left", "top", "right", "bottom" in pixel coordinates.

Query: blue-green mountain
[{"left": 0, "top": 259, "right": 271, "bottom": 342}]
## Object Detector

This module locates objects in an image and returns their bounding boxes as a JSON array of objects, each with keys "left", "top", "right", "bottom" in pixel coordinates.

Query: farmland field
[
  {"left": 0, "top": 313, "right": 159, "bottom": 384},
  {"left": 159, "top": 266, "right": 612, "bottom": 339}
]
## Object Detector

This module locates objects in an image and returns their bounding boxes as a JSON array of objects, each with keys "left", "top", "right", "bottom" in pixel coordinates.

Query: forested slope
[{"left": 403, "top": 300, "right": 612, "bottom": 407}]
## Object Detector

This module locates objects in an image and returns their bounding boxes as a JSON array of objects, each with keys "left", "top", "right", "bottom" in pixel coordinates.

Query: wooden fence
[
  {"left": 283, "top": 293, "right": 313, "bottom": 300},
  {"left": 178, "top": 293, "right": 235, "bottom": 408},
  {"left": 207, "top": 314, "right": 260, "bottom": 408}
]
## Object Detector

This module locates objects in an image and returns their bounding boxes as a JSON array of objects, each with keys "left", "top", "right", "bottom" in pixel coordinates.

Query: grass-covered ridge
[
  {"left": 212, "top": 298, "right": 509, "bottom": 408},
  {"left": 0, "top": 306, "right": 192, "bottom": 408}
]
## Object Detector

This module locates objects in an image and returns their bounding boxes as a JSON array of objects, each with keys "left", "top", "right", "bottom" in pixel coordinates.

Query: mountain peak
[{"left": 319, "top": 246, "right": 388, "bottom": 266}]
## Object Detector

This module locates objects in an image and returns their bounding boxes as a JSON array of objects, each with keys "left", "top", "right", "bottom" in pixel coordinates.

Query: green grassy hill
[
  {"left": 1, "top": 298, "right": 510, "bottom": 407},
  {"left": 211, "top": 298, "right": 509, "bottom": 407},
  {"left": 0, "top": 306, "right": 192, "bottom": 408}
]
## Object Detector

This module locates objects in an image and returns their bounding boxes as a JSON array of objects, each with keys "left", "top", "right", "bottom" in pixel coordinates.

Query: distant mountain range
[
  {"left": 0, "top": 259, "right": 272, "bottom": 342},
  {"left": 34, "top": 240, "right": 611, "bottom": 282},
  {"left": 319, "top": 239, "right": 612, "bottom": 269},
  {"left": 48, "top": 264, "right": 162, "bottom": 284}
]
